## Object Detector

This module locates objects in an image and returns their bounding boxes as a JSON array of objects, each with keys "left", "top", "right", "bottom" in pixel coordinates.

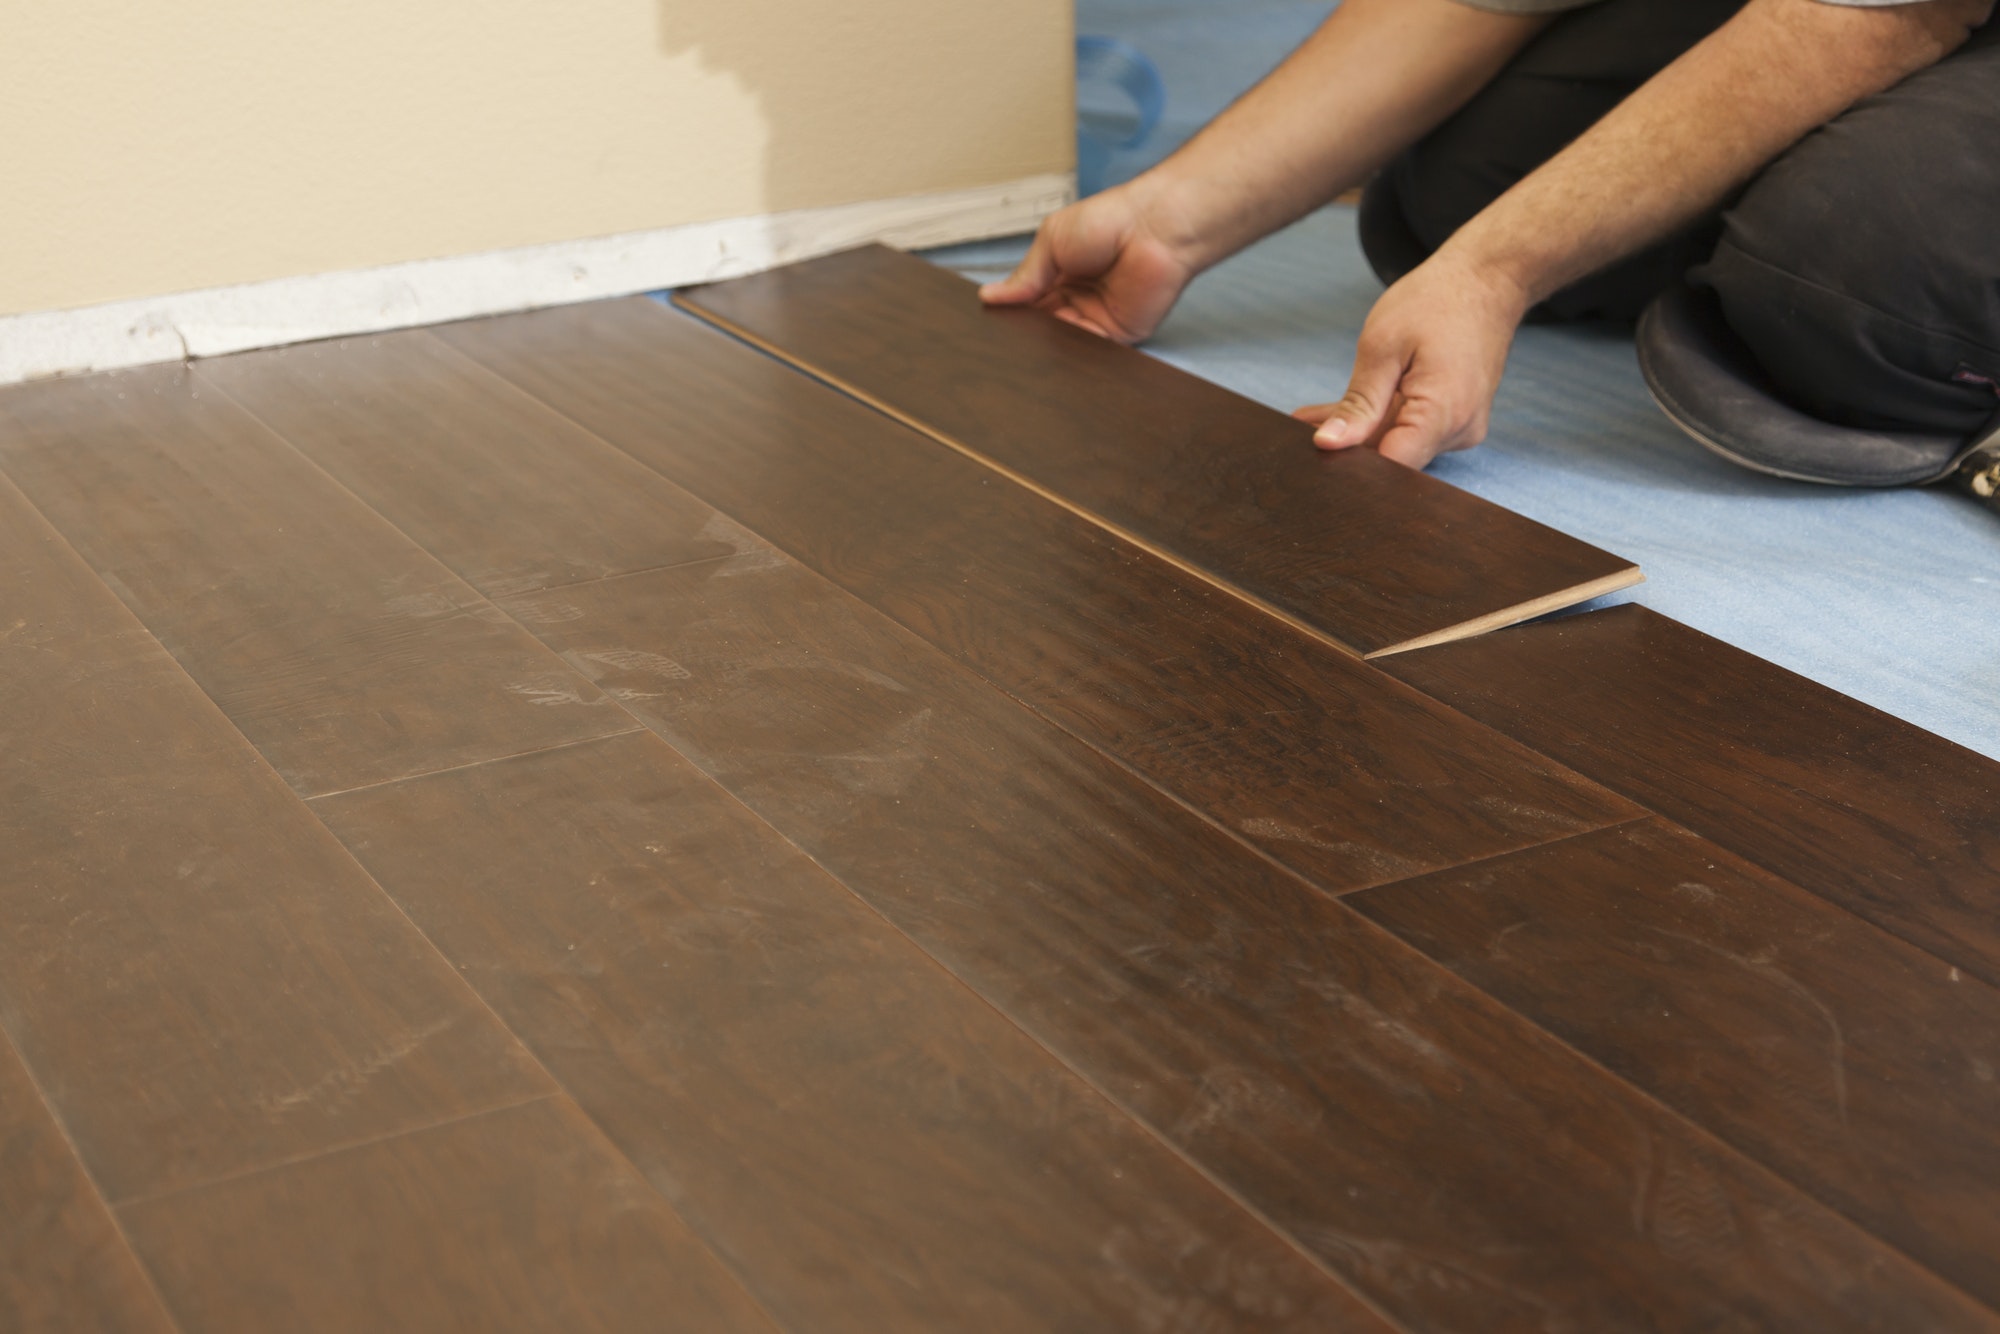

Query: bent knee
[{"left": 1697, "top": 49, "right": 2000, "bottom": 433}]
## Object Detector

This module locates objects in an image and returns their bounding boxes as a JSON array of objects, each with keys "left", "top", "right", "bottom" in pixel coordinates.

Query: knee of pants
[{"left": 1695, "top": 42, "right": 2000, "bottom": 436}]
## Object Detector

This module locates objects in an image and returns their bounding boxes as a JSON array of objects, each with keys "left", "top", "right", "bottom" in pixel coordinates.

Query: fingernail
[{"left": 1316, "top": 420, "right": 1348, "bottom": 445}]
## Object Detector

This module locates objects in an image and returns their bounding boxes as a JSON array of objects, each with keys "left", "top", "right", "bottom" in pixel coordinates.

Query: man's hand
[
  {"left": 978, "top": 184, "right": 1199, "bottom": 344},
  {"left": 1294, "top": 256, "right": 1528, "bottom": 469}
]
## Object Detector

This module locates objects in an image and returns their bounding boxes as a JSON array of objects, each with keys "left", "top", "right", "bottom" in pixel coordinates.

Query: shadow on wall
[{"left": 655, "top": 0, "right": 1070, "bottom": 215}]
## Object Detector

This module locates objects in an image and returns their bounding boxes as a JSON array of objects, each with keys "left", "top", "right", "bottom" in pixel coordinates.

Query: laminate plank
[
  {"left": 0, "top": 364, "right": 627, "bottom": 796},
  {"left": 487, "top": 552, "right": 1991, "bottom": 1331},
  {"left": 428, "top": 298, "right": 1639, "bottom": 893},
  {"left": 673, "top": 244, "right": 1641, "bottom": 657},
  {"left": 313, "top": 729, "right": 1390, "bottom": 1333},
  {"left": 197, "top": 335, "right": 736, "bottom": 598},
  {"left": 1348, "top": 818, "right": 2000, "bottom": 1310},
  {"left": 0, "top": 470, "right": 553, "bottom": 1202},
  {"left": 119, "top": 1096, "right": 777, "bottom": 1334},
  {"left": 0, "top": 1026, "right": 173, "bottom": 1334},
  {"left": 1379, "top": 604, "right": 2000, "bottom": 987}
]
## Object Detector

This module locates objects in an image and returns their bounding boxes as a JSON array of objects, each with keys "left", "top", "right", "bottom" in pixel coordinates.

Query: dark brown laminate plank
[
  {"left": 487, "top": 552, "right": 1990, "bottom": 1331},
  {"left": 313, "top": 729, "right": 1391, "bottom": 1333},
  {"left": 0, "top": 364, "right": 628, "bottom": 797},
  {"left": 0, "top": 1025, "right": 174, "bottom": 1333},
  {"left": 673, "top": 244, "right": 1641, "bottom": 657},
  {"left": 119, "top": 1096, "right": 778, "bottom": 1334},
  {"left": 1348, "top": 818, "right": 2000, "bottom": 1310},
  {"left": 426, "top": 299, "right": 1638, "bottom": 893},
  {"left": 196, "top": 335, "right": 737, "bottom": 598},
  {"left": 0, "top": 471, "right": 552, "bottom": 1202},
  {"left": 1379, "top": 604, "right": 2000, "bottom": 988}
]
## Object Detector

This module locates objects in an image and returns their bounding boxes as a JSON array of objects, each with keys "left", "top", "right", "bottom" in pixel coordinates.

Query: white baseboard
[{"left": 0, "top": 171, "right": 1072, "bottom": 386}]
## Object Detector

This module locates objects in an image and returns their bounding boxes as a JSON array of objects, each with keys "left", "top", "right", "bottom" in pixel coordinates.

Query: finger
[
  {"left": 1375, "top": 422, "right": 1446, "bottom": 471},
  {"left": 1051, "top": 305, "right": 1116, "bottom": 339},
  {"left": 1291, "top": 402, "right": 1340, "bottom": 426},
  {"left": 1061, "top": 292, "right": 1150, "bottom": 345},
  {"left": 980, "top": 230, "right": 1059, "bottom": 305},
  {"left": 1312, "top": 344, "right": 1408, "bottom": 451},
  {"left": 1373, "top": 394, "right": 1468, "bottom": 469}
]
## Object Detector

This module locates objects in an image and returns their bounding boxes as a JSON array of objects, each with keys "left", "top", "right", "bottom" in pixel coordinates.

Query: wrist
[
  {"left": 1122, "top": 166, "right": 1233, "bottom": 275},
  {"left": 1429, "top": 232, "right": 1539, "bottom": 320}
]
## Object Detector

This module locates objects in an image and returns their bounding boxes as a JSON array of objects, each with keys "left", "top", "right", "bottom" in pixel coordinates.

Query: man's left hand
[{"left": 1293, "top": 254, "right": 1529, "bottom": 470}]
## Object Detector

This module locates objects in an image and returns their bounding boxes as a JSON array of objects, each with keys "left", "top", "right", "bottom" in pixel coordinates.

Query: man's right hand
[{"left": 978, "top": 184, "right": 1199, "bottom": 346}]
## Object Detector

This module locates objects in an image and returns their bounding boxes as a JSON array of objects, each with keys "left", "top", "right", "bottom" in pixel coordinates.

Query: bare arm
[
  {"left": 1135, "top": 0, "right": 1550, "bottom": 270},
  {"left": 1307, "top": 0, "right": 1993, "bottom": 466},
  {"left": 980, "top": 0, "right": 1548, "bottom": 341}
]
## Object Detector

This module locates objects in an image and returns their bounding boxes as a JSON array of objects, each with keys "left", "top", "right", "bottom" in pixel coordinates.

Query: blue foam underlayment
[{"left": 917, "top": 0, "right": 2000, "bottom": 760}]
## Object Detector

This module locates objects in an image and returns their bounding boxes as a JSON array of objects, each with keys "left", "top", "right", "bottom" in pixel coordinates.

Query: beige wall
[{"left": 0, "top": 0, "right": 1072, "bottom": 318}]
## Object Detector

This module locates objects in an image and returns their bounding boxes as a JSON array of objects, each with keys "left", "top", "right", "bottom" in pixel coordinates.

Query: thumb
[
  {"left": 1312, "top": 344, "right": 1406, "bottom": 451},
  {"left": 980, "top": 232, "right": 1059, "bottom": 306}
]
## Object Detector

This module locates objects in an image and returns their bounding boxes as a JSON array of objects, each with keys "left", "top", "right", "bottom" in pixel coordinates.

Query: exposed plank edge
[
  {"left": 1363, "top": 568, "right": 1646, "bottom": 659},
  {"left": 676, "top": 293, "right": 1640, "bottom": 659}
]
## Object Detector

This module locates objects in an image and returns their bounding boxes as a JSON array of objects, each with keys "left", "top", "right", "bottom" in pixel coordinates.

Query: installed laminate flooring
[
  {"left": 1349, "top": 818, "right": 2000, "bottom": 1308},
  {"left": 0, "top": 365, "right": 626, "bottom": 797},
  {"left": 675, "top": 244, "right": 1642, "bottom": 657},
  {"left": 1381, "top": 604, "right": 2000, "bottom": 986},
  {"left": 3, "top": 264, "right": 1996, "bottom": 1331},
  {"left": 201, "top": 320, "right": 1975, "bottom": 1329}
]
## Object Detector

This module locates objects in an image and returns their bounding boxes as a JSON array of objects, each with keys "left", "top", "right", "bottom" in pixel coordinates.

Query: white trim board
[{"left": 0, "top": 171, "right": 1073, "bottom": 386}]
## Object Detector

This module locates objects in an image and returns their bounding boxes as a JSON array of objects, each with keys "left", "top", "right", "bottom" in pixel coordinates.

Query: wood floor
[{"left": 3, "top": 250, "right": 1997, "bottom": 1333}]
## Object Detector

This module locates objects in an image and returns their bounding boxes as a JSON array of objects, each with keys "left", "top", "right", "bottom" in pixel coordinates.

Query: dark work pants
[{"left": 1358, "top": 0, "right": 2000, "bottom": 435}]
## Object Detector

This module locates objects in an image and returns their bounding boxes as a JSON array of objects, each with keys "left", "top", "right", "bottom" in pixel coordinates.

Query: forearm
[
  {"left": 1134, "top": 0, "right": 1549, "bottom": 271},
  {"left": 1440, "top": 0, "right": 1990, "bottom": 310}
]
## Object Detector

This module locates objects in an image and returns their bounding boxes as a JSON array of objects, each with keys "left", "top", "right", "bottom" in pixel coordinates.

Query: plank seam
[
  {"left": 301, "top": 728, "right": 649, "bottom": 802},
  {"left": 1337, "top": 812, "right": 2000, "bottom": 1318},
  {"left": 0, "top": 1017, "right": 186, "bottom": 1332},
  {"left": 107, "top": 1092, "right": 558, "bottom": 1213},
  {"left": 2, "top": 390, "right": 793, "bottom": 1332},
  {"left": 177, "top": 373, "right": 804, "bottom": 1333},
  {"left": 1399, "top": 678, "right": 2000, "bottom": 995},
  {"left": 671, "top": 296, "right": 1372, "bottom": 659},
  {"left": 673, "top": 293, "right": 1644, "bottom": 659}
]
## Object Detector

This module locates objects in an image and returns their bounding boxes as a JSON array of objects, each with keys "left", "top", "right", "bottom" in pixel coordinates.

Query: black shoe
[{"left": 1637, "top": 283, "right": 1999, "bottom": 489}]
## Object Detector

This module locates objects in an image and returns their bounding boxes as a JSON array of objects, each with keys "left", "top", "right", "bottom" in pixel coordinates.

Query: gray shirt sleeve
[{"left": 1457, "top": 0, "right": 1926, "bottom": 11}]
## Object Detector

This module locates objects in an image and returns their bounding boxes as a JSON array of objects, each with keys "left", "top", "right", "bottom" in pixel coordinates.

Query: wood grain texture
[
  {"left": 1381, "top": 604, "right": 2000, "bottom": 988},
  {"left": 314, "top": 728, "right": 1390, "bottom": 1333},
  {"left": 1349, "top": 818, "right": 2000, "bottom": 1310},
  {"left": 0, "top": 1026, "right": 173, "bottom": 1334},
  {"left": 119, "top": 1096, "right": 777, "bottom": 1334},
  {"left": 196, "top": 335, "right": 737, "bottom": 598},
  {"left": 0, "top": 472, "right": 552, "bottom": 1202},
  {"left": 0, "top": 363, "right": 628, "bottom": 797},
  {"left": 432, "top": 298, "right": 1640, "bottom": 894},
  {"left": 673, "top": 244, "right": 1641, "bottom": 656},
  {"left": 488, "top": 551, "right": 1991, "bottom": 1332}
]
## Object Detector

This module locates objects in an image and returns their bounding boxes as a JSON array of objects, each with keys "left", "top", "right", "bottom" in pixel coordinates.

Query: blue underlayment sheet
[{"left": 913, "top": 0, "right": 2000, "bottom": 759}]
